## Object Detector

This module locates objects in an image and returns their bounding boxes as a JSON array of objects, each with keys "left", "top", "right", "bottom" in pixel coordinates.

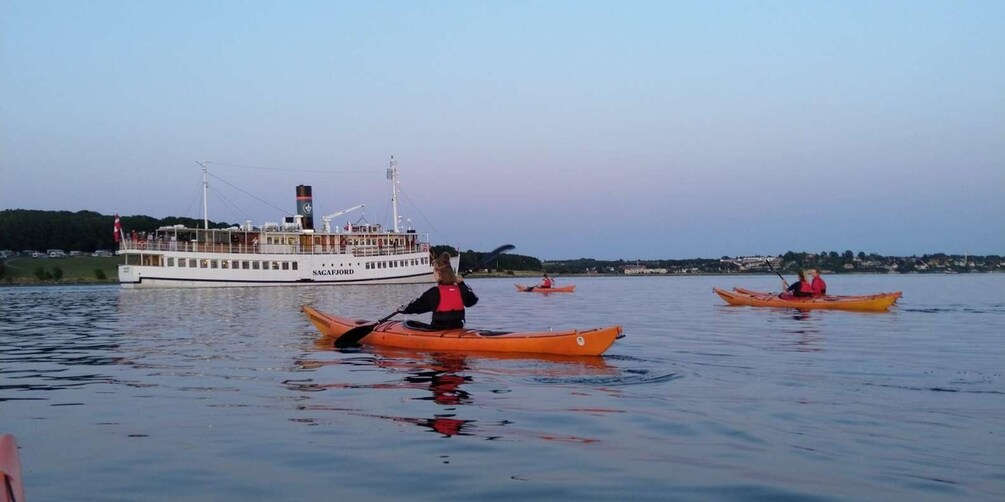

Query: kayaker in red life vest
[
  {"left": 538, "top": 273, "right": 554, "bottom": 289},
  {"left": 782, "top": 270, "right": 813, "bottom": 298},
  {"left": 400, "top": 252, "right": 478, "bottom": 329},
  {"left": 811, "top": 268, "right": 827, "bottom": 297}
]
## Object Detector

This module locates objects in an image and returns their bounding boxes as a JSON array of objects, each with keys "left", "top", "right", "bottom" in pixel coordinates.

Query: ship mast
[
  {"left": 197, "top": 160, "right": 209, "bottom": 230},
  {"left": 387, "top": 156, "right": 400, "bottom": 233}
]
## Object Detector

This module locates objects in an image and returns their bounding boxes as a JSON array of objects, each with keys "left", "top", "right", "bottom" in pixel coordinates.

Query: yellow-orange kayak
[
  {"left": 1, "top": 434, "right": 25, "bottom": 502},
  {"left": 515, "top": 284, "right": 576, "bottom": 293},
  {"left": 303, "top": 305, "right": 620, "bottom": 356},
  {"left": 714, "top": 287, "right": 902, "bottom": 311}
]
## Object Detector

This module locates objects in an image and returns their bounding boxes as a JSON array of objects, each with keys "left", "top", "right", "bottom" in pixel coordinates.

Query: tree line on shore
[
  {"left": 542, "top": 252, "right": 1003, "bottom": 275},
  {"left": 0, "top": 209, "right": 232, "bottom": 253},
  {"left": 1, "top": 210, "right": 1000, "bottom": 275}
]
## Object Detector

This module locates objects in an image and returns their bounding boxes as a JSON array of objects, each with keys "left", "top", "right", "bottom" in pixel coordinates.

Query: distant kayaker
[
  {"left": 783, "top": 270, "right": 813, "bottom": 298},
  {"left": 811, "top": 268, "right": 827, "bottom": 297},
  {"left": 538, "top": 273, "right": 554, "bottom": 289},
  {"left": 401, "top": 252, "right": 479, "bottom": 329}
]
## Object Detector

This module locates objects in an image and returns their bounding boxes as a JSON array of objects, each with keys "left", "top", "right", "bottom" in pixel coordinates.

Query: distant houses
[
  {"left": 623, "top": 263, "right": 669, "bottom": 275},
  {"left": 719, "top": 256, "right": 781, "bottom": 271}
]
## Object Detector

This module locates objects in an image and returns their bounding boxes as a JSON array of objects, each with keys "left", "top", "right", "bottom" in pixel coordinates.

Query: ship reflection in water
[{"left": 289, "top": 348, "right": 621, "bottom": 439}]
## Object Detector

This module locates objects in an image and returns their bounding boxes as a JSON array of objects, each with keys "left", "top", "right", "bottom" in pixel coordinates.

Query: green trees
[{"left": 0, "top": 209, "right": 234, "bottom": 252}]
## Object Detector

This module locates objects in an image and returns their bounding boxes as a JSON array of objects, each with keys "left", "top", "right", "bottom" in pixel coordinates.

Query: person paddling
[
  {"left": 810, "top": 268, "right": 827, "bottom": 297},
  {"left": 400, "top": 252, "right": 479, "bottom": 329},
  {"left": 538, "top": 273, "right": 554, "bottom": 289},
  {"left": 782, "top": 270, "right": 813, "bottom": 298}
]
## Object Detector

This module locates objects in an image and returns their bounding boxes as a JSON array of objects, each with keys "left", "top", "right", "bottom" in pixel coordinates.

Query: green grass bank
[{"left": 1, "top": 256, "right": 122, "bottom": 285}]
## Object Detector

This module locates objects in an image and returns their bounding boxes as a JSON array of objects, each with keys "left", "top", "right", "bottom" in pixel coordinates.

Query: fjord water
[{"left": 2, "top": 275, "right": 1003, "bottom": 501}]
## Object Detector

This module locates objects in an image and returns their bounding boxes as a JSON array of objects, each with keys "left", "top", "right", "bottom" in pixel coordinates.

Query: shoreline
[{"left": 6, "top": 270, "right": 1000, "bottom": 287}]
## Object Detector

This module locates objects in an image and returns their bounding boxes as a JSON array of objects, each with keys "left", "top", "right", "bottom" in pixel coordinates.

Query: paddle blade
[
  {"left": 460, "top": 244, "right": 515, "bottom": 276},
  {"left": 333, "top": 322, "right": 378, "bottom": 348},
  {"left": 333, "top": 310, "right": 402, "bottom": 348}
]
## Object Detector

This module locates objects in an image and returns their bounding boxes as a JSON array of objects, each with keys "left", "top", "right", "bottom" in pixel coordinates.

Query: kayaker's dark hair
[{"left": 435, "top": 252, "right": 458, "bottom": 284}]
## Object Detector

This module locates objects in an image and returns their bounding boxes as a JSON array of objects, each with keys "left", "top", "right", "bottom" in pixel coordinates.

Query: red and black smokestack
[{"left": 296, "top": 185, "right": 314, "bottom": 230}]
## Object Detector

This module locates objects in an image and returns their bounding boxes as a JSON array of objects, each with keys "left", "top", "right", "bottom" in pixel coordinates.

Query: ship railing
[
  {"left": 119, "top": 239, "right": 430, "bottom": 256},
  {"left": 351, "top": 243, "right": 430, "bottom": 258}
]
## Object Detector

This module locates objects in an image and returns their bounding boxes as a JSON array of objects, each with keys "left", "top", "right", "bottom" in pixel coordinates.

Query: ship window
[
  {"left": 253, "top": 261, "right": 260, "bottom": 270},
  {"left": 292, "top": 262, "right": 298, "bottom": 270},
  {"left": 242, "top": 261, "right": 250, "bottom": 269},
  {"left": 178, "top": 259, "right": 186, "bottom": 268},
  {"left": 282, "top": 262, "right": 290, "bottom": 270},
  {"left": 167, "top": 257, "right": 174, "bottom": 267},
  {"left": 272, "top": 261, "right": 280, "bottom": 270},
  {"left": 190, "top": 259, "right": 198, "bottom": 267},
  {"left": 221, "top": 260, "right": 229, "bottom": 269},
  {"left": 211, "top": 260, "right": 219, "bottom": 269},
  {"left": 200, "top": 259, "right": 208, "bottom": 269}
]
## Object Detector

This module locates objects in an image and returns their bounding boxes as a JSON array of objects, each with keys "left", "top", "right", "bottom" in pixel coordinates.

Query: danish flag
[{"left": 113, "top": 213, "right": 122, "bottom": 243}]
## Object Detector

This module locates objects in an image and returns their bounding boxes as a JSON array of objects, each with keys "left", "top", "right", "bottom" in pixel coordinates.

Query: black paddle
[
  {"left": 765, "top": 259, "right": 789, "bottom": 289},
  {"left": 334, "top": 244, "right": 515, "bottom": 348}
]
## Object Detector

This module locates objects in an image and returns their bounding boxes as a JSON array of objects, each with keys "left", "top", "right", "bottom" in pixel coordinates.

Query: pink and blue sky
[{"left": 2, "top": 1, "right": 1002, "bottom": 259}]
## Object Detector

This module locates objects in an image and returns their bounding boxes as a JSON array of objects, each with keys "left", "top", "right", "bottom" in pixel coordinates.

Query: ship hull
[{"left": 119, "top": 250, "right": 456, "bottom": 288}]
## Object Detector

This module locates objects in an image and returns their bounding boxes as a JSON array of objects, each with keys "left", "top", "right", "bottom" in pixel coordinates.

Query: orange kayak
[
  {"left": 714, "top": 287, "right": 902, "bottom": 311},
  {"left": 1, "top": 434, "right": 25, "bottom": 502},
  {"left": 515, "top": 284, "right": 576, "bottom": 293},
  {"left": 303, "top": 306, "right": 620, "bottom": 356}
]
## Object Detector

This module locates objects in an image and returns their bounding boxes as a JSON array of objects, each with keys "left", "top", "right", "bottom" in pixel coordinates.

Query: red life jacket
[
  {"left": 799, "top": 280, "right": 813, "bottom": 294},
  {"left": 542, "top": 278, "right": 552, "bottom": 288},
  {"left": 436, "top": 284, "right": 464, "bottom": 312},
  {"left": 811, "top": 277, "right": 827, "bottom": 296}
]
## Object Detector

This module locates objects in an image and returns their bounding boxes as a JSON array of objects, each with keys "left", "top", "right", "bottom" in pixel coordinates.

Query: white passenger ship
[{"left": 117, "top": 158, "right": 456, "bottom": 288}]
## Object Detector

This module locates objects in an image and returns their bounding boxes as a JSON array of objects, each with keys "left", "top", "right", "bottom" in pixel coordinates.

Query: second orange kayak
[
  {"left": 714, "top": 287, "right": 902, "bottom": 311},
  {"left": 303, "top": 305, "right": 620, "bottom": 356},
  {"left": 515, "top": 284, "right": 576, "bottom": 293}
]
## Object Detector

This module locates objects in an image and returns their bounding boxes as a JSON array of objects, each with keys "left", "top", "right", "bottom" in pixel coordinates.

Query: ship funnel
[{"left": 296, "top": 185, "right": 314, "bottom": 230}]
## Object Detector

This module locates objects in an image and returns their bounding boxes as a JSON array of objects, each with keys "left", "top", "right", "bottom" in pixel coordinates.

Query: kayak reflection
[{"left": 292, "top": 349, "right": 618, "bottom": 439}]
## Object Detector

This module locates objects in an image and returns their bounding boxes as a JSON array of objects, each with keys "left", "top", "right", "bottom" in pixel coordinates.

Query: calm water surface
[{"left": 2, "top": 275, "right": 1003, "bottom": 501}]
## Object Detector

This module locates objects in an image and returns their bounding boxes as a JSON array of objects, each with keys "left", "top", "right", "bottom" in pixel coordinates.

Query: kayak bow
[{"left": 1, "top": 434, "right": 25, "bottom": 502}]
